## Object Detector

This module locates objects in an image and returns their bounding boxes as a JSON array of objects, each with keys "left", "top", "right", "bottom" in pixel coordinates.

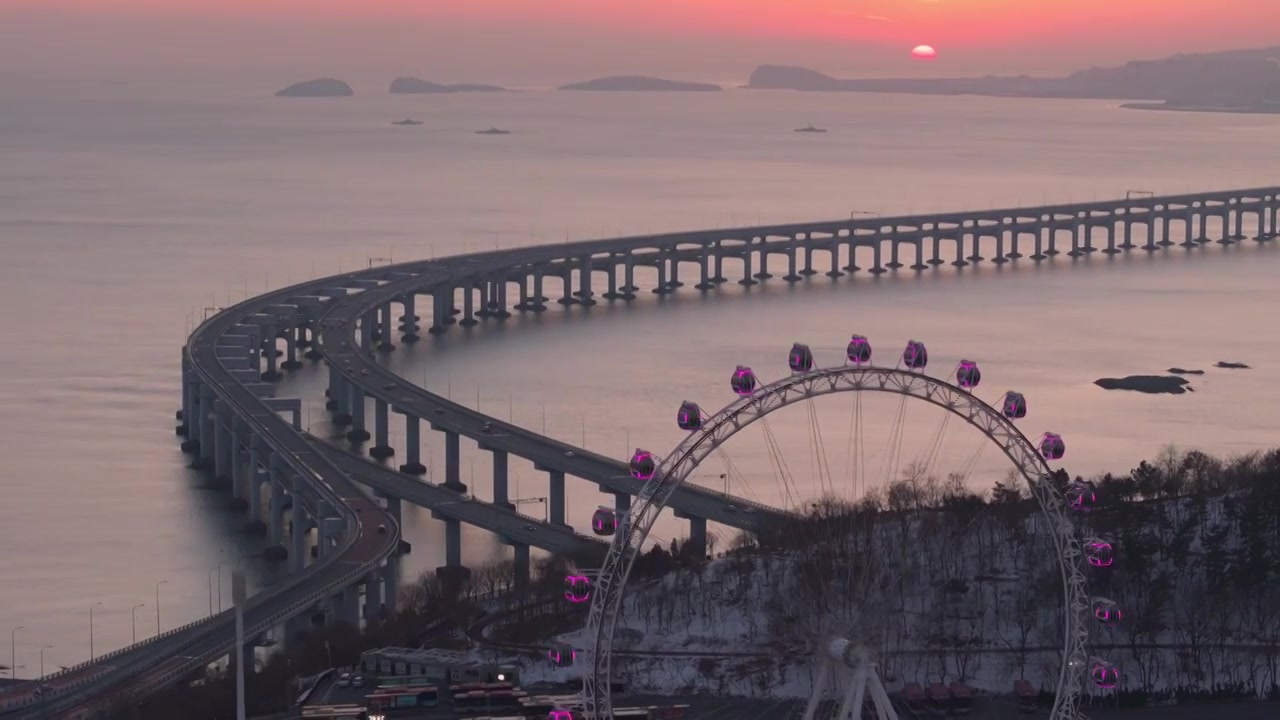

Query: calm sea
[{"left": 2, "top": 80, "right": 1279, "bottom": 675}]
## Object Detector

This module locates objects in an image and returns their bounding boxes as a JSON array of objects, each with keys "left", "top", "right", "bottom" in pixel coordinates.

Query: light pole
[
  {"left": 720, "top": 473, "right": 728, "bottom": 496},
  {"left": 623, "top": 427, "right": 630, "bottom": 456},
  {"left": 39, "top": 645, "right": 51, "bottom": 680},
  {"left": 217, "top": 561, "right": 226, "bottom": 613},
  {"left": 89, "top": 602, "right": 103, "bottom": 661},
  {"left": 131, "top": 604, "right": 145, "bottom": 644},
  {"left": 155, "top": 580, "right": 167, "bottom": 635},
  {"left": 208, "top": 566, "right": 216, "bottom": 616},
  {"left": 581, "top": 417, "right": 586, "bottom": 447},
  {"left": 10, "top": 626, "right": 22, "bottom": 680},
  {"left": 538, "top": 402, "right": 546, "bottom": 434}
]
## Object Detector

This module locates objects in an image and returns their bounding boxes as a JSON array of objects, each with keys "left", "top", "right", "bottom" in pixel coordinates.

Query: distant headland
[
  {"left": 389, "top": 77, "right": 507, "bottom": 94},
  {"left": 744, "top": 45, "right": 1280, "bottom": 113},
  {"left": 275, "top": 78, "right": 353, "bottom": 97},
  {"left": 558, "top": 76, "right": 721, "bottom": 92}
]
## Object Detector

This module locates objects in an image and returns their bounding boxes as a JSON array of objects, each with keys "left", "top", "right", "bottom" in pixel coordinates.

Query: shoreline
[{"left": 1120, "top": 102, "right": 1280, "bottom": 115}]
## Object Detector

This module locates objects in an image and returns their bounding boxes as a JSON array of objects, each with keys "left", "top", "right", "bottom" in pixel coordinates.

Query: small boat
[
  {"left": 475, "top": 127, "right": 511, "bottom": 135},
  {"left": 794, "top": 124, "right": 827, "bottom": 133},
  {"left": 392, "top": 118, "right": 422, "bottom": 126}
]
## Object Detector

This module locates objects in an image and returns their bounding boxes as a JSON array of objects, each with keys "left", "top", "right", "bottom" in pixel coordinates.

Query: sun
[{"left": 911, "top": 44, "right": 938, "bottom": 60}]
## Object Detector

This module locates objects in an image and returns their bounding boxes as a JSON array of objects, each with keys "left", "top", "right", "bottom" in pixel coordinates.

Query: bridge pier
[
  {"left": 949, "top": 235, "right": 967, "bottom": 267},
  {"left": 623, "top": 253, "right": 640, "bottom": 293},
  {"left": 753, "top": 244, "right": 772, "bottom": 279},
  {"left": 782, "top": 245, "right": 801, "bottom": 281},
  {"left": 461, "top": 283, "right": 478, "bottom": 325},
  {"left": 330, "top": 371, "right": 352, "bottom": 425},
  {"left": 443, "top": 430, "right": 467, "bottom": 492},
  {"left": 885, "top": 238, "right": 903, "bottom": 270},
  {"left": 261, "top": 327, "right": 281, "bottom": 381},
  {"left": 492, "top": 450, "right": 512, "bottom": 509},
  {"left": 400, "top": 294, "right": 419, "bottom": 342},
  {"left": 383, "top": 555, "right": 400, "bottom": 613},
  {"left": 667, "top": 253, "right": 684, "bottom": 289},
  {"left": 359, "top": 310, "right": 375, "bottom": 350},
  {"left": 738, "top": 249, "right": 757, "bottom": 285},
  {"left": 429, "top": 287, "right": 450, "bottom": 333},
  {"left": 335, "top": 585, "right": 360, "bottom": 626},
  {"left": 197, "top": 385, "right": 215, "bottom": 466},
  {"left": 513, "top": 543, "right": 531, "bottom": 594},
  {"left": 363, "top": 572, "right": 382, "bottom": 624},
  {"left": 370, "top": 399, "right": 394, "bottom": 459},
  {"left": 673, "top": 509, "right": 708, "bottom": 559},
  {"left": 291, "top": 502, "right": 309, "bottom": 573},
  {"left": 965, "top": 230, "right": 984, "bottom": 262},
  {"left": 653, "top": 254, "right": 671, "bottom": 294},
  {"left": 377, "top": 303, "right": 396, "bottom": 351},
  {"left": 231, "top": 417, "right": 248, "bottom": 504},
  {"left": 281, "top": 328, "right": 301, "bottom": 370},
  {"left": 435, "top": 517, "right": 472, "bottom": 584},
  {"left": 269, "top": 455, "right": 288, "bottom": 549},
  {"left": 213, "top": 400, "right": 231, "bottom": 484},
  {"left": 346, "top": 385, "right": 370, "bottom": 443},
  {"left": 869, "top": 242, "right": 886, "bottom": 273},
  {"left": 576, "top": 255, "right": 596, "bottom": 304},
  {"left": 318, "top": 516, "right": 343, "bottom": 560},
  {"left": 399, "top": 414, "right": 427, "bottom": 475},
  {"left": 530, "top": 272, "right": 548, "bottom": 310},
  {"left": 548, "top": 469, "right": 567, "bottom": 526},
  {"left": 179, "top": 354, "right": 194, "bottom": 438},
  {"left": 910, "top": 238, "right": 928, "bottom": 270},
  {"left": 708, "top": 248, "right": 727, "bottom": 284}
]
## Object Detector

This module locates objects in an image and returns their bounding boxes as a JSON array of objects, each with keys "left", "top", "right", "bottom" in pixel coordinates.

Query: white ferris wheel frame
[{"left": 579, "top": 364, "right": 1091, "bottom": 720}]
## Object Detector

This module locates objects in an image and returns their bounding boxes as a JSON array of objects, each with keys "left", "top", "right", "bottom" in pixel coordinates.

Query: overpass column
[
  {"left": 198, "top": 386, "right": 216, "bottom": 465},
  {"left": 947, "top": 236, "right": 964, "bottom": 268},
  {"left": 886, "top": 237, "right": 903, "bottom": 269},
  {"left": 383, "top": 556, "right": 400, "bottom": 613},
  {"left": 247, "top": 435, "right": 264, "bottom": 522},
  {"left": 269, "top": 455, "right": 288, "bottom": 548},
  {"left": 965, "top": 229, "right": 984, "bottom": 262},
  {"left": 622, "top": 253, "right": 639, "bottom": 294},
  {"left": 291, "top": 500, "right": 309, "bottom": 573},
  {"left": 357, "top": 311, "right": 373, "bottom": 351},
  {"left": 687, "top": 515, "right": 708, "bottom": 559},
  {"left": 179, "top": 354, "right": 194, "bottom": 438},
  {"left": 318, "top": 517, "right": 344, "bottom": 560},
  {"left": 213, "top": 399, "right": 231, "bottom": 484},
  {"left": 399, "top": 414, "right": 427, "bottom": 475},
  {"left": 281, "top": 327, "right": 301, "bottom": 370},
  {"left": 614, "top": 492, "right": 631, "bottom": 514},
  {"left": 576, "top": 256, "right": 595, "bottom": 304},
  {"left": 231, "top": 417, "right": 248, "bottom": 503},
  {"left": 370, "top": 399, "right": 393, "bottom": 459},
  {"left": 652, "top": 252, "right": 670, "bottom": 295},
  {"left": 548, "top": 470, "right": 567, "bottom": 526},
  {"left": 1181, "top": 211, "right": 1196, "bottom": 248},
  {"left": 493, "top": 281, "right": 512, "bottom": 317},
  {"left": 738, "top": 248, "right": 757, "bottom": 285},
  {"left": 782, "top": 243, "right": 802, "bottom": 282},
  {"left": 331, "top": 372, "right": 352, "bottom": 426},
  {"left": 429, "top": 288, "right": 450, "bottom": 334},
  {"left": 1121, "top": 211, "right": 1136, "bottom": 249},
  {"left": 461, "top": 284, "right": 478, "bottom": 326},
  {"left": 668, "top": 252, "right": 684, "bottom": 287},
  {"left": 434, "top": 518, "right": 472, "bottom": 586},
  {"left": 1069, "top": 223, "right": 1084, "bottom": 257},
  {"left": 513, "top": 544, "right": 531, "bottom": 594},
  {"left": 695, "top": 246, "right": 714, "bottom": 289},
  {"left": 347, "top": 386, "right": 370, "bottom": 443},
  {"left": 401, "top": 294, "right": 419, "bottom": 342},
  {"left": 492, "top": 451, "right": 512, "bottom": 508},
  {"left": 378, "top": 303, "right": 396, "bottom": 351},
  {"left": 602, "top": 260, "right": 620, "bottom": 299},
  {"left": 363, "top": 572, "right": 382, "bottom": 624},
  {"left": 557, "top": 266, "right": 575, "bottom": 305},
  {"left": 531, "top": 272, "right": 548, "bottom": 311},
  {"left": 444, "top": 430, "right": 466, "bottom": 492},
  {"left": 261, "top": 326, "right": 282, "bottom": 381}
]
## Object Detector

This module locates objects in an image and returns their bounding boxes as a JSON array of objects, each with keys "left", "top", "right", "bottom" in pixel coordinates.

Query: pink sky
[{"left": 4, "top": 1, "right": 1279, "bottom": 85}]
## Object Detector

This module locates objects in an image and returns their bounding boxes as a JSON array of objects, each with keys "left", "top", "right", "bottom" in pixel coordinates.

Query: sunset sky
[{"left": 4, "top": 1, "right": 1279, "bottom": 86}]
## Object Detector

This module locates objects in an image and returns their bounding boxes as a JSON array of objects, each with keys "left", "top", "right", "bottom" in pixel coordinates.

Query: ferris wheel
[{"left": 547, "top": 336, "right": 1123, "bottom": 720}]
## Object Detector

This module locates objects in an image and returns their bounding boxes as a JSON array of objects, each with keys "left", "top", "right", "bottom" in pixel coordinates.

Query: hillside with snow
[{"left": 516, "top": 452, "right": 1280, "bottom": 702}]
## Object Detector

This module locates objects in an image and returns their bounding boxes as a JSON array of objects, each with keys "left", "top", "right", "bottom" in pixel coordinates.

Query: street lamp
[
  {"left": 131, "top": 604, "right": 145, "bottom": 644},
  {"left": 39, "top": 645, "right": 52, "bottom": 680},
  {"left": 89, "top": 602, "right": 103, "bottom": 661},
  {"left": 10, "top": 626, "right": 22, "bottom": 680},
  {"left": 155, "top": 580, "right": 168, "bottom": 635}
]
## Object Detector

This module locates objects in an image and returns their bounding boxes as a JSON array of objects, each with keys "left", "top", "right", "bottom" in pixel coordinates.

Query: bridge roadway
[
  {"left": 5, "top": 186, "right": 1273, "bottom": 717},
  {"left": 309, "top": 439, "right": 607, "bottom": 562},
  {"left": 0, "top": 281, "right": 402, "bottom": 718},
  {"left": 314, "top": 262, "right": 786, "bottom": 534}
]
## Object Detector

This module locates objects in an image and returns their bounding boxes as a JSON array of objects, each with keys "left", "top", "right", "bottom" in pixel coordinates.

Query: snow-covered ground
[{"left": 492, "top": 489, "right": 1280, "bottom": 700}]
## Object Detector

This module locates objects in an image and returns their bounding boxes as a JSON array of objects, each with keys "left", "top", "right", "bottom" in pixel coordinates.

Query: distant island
[
  {"left": 558, "top": 76, "right": 721, "bottom": 92},
  {"left": 1094, "top": 375, "right": 1193, "bottom": 395},
  {"left": 745, "top": 45, "right": 1280, "bottom": 113},
  {"left": 389, "top": 77, "right": 507, "bottom": 94},
  {"left": 275, "top": 78, "right": 353, "bottom": 98}
]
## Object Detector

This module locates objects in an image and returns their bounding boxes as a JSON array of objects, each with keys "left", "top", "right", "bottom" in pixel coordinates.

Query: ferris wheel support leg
[
  {"left": 801, "top": 660, "right": 833, "bottom": 720},
  {"left": 837, "top": 663, "right": 870, "bottom": 720},
  {"left": 865, "top": 666, "right": 899, "bottom": 720}
]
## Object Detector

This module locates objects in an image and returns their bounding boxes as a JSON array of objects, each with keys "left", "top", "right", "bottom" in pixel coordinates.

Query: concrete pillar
[
  {"left": 199, "top": 386, "right": 216, "bottom": 464},
  {"left": 492, "top": 450, "right": 511, "bottom": 508},
  {"left": 444, "top": 430, "right": 466, "bottom": 492},
  {"left": 493, "top": 280, "right": 511, "bottom": 317},
  {"left": 548, "top": 470, "right": 566, "bottom": 526},
  {"left": 668, "top": 253, "right": 684, "bottom": 287},
  {"left": 871, "top": 242, "right": 887, "bottom": 273},
  {"left": 653, "top": 254, "right": 670, "bottom": 295},
  {"left": 1070, "top": 223, "right": 1085, "bottom": 257},
  {"left": 347, "top": 385, "right": 370, "bottom": 443},
  {"left": 179, "top": 354, "right": 194, "bottom": 438},
  {"left": 319, "top": 517, "right": 343, "bottom": 560},
  {"left": 532, "top": 273, "right": 547, "bottom": 310},
  {"left": 966, "top": 229, "right": 985, "bottom": 262},
  {"left": 247, "top": 436, "right": 264, "bottom": 522},
  {"left": 231, "top": 417, "right": 247, "bottom": 502},
  {"left": 371, "top": 399, "right": 393, "bottom": 459},
  {"left": 213, "top": 400, "right": 230, "bottom": 482},
  {"left": 261, "top": 329, "right": 280, "bottom": 381},
  {"left": 687, "top": 515, "right": 708, "bottom": 558},
  {"left": 429, "top": 288, "right": 450, "bottom": 334},
  {"left": 377, "top": 303, "right": 396, "bottom": 351},
  {"left": 461, "top": 284, "right": 478, "bottom": 325},
  {"left": 281, "top": 330, "right": 300, "bottom": 370},
  {"left": 576, "top": 255, "right": 596, "bottom": 304},
  {"left": 363, "top": 572, "right": 381, "bottom": 624},
  {"left": 383, "top": 556, "right": 399, "bottom": 613},
  {"left": 558, "top": 267, "right": 575, "bottom": 305},
  {"left": 269, "top": 457, "right": 287, "bottom": 547},
  {"left": 399, "top": 414, "right": 426, "bottom": 475},
  {"left": 444, "top": 519, "right": 463, "bottom": 567},
  {"left": 623, "top": 253, "right": 638, "bottom": 293},
  {"left": 886, "top": 238, "right": 902, "bottom": 269},
  {"left": 291, "top": 502, "right": 308, "bottom": 573},
  {"left": 615, "top": 492, "right": 631, "bottom": 514},
  {"left": 738, "top": 249, "right": 757, "bottom": 285},
  {"left": 783, "top": 244, "right": 801, "bottom": 281},
  {"left": 338, "top": 585, "right": 360, "bottom": 626},
  {"left": 360, "top": 311, "right": 375, "bottom": 350},
  {"left": 949, "top": 236, "right": 965, "bottom": 267},
  {"left": 513, "top": 544, "right": 531, "bottom": 594},
  {"left": 401, "top": 294, "right": 419, "bottom": 342},
  {"left": 237, "top": 643, "right": 255, "bottom": 678}
]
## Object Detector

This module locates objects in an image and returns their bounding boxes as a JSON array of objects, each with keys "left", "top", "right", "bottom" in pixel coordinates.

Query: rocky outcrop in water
[
  {"left": 1095, "top": 376, "right": 1193, "bottom": 394},
  {"left": 1167, "top": 368, "right": 1206, "bottom": 375},
  {"left": 276, "top": 78, "right": 353, "bottom": 97},
  {"left": 559, "top": 76, "right": 720, "bottom": 91},
  {"left": 389, "top": 77, "right": 506, "bottom": 93},
  {"left": 1214, "top": 361, "right": 1251, "bottom": 369}
]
